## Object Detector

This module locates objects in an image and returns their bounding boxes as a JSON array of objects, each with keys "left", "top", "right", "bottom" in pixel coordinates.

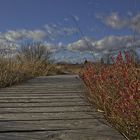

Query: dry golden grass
[
  {"left": 0, "top": 58, "right": 26, "bottom": 88},
  {"left": 0, "top": 43, "right": 55, "bottom": 88},
  {"left": 0, "top": 57, "right": 52, "bottom": 88}
]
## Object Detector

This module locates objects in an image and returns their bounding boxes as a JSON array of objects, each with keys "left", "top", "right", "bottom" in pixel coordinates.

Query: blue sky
[{"left": 0, "top": 0, "right": 140, "bottom": 62}]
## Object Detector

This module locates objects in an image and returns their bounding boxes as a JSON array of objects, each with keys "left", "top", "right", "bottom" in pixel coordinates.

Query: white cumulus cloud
[
  {"left": 44, "top": 24, "right": 78, "bottom": 40},
  {"left": 67, "top": 35, "right": 140, "bottom": 53},
  {"left": 96, "top": 12, "right": 140, "bottom": 33},
  {"left": 96, "top": 12, "right": 128, "bottom": 29},
  {"left": 0, "top": 29, "right": 47, "bottom": 43}
]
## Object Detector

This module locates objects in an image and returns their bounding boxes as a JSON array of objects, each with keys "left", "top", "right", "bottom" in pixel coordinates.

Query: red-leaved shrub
[{"left": 82, "top": 51, "right": 140, "bottom": 139}]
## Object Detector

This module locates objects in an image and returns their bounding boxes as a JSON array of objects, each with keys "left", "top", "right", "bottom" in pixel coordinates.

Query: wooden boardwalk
[{"left": 0, "top": 75, "right": 125, "bottom": 140}]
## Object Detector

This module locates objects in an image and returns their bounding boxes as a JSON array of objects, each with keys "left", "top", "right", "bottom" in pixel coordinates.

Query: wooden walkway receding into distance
[{"left": 0, "top": 75, "right": 125, "bottom": 140}]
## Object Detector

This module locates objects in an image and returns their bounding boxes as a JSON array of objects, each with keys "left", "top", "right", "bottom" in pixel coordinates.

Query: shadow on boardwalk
[{"left": 0, "top": 75, "right": 125, "bottom": 140}]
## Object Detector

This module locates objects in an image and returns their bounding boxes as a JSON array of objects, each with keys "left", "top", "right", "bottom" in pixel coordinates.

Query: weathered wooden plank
[
  {"left": 0, "top": 102, "right": 89, "bottom": 108},
  {"left": 1, "top": 88, "right": 83, "bottom": 93},
  {"left": 0, "top": 87, "right": 83, "bottom": 89},
  {"left": 0, "top": 90, "right": 84, "bottom": 92},
  {"left": 5, "top": 85, "right": 82, "bottom": 88},
  {"left": 0, "top": 98, "right": 84, "bottom": 103},
  {"left": 0, "top": 106, "right": 94, "bottom": 113},
  {"left": 1, "top": 85, "right": 83, "bottom": 88},
  {"left": 0, "top": 92, "right": 85, "bottom": 95},
  {"left": 0, "top": 119, "right": 111, "bottom": 132},
  {"left": 0, "top": 129, "right": 124, "bottom": 140},
  {"left": 0, "top": 96, "right": 83, "bottom": 99},
  {"left": 0, "top": 112, "right": 103, "bottom": 121},
  {"left": 0, "top": 93, "right": 82, "bottom": 96}
]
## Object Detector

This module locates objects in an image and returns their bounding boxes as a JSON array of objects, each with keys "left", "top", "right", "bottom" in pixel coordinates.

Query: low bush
[{"left": 82, "top": 51, "right": 140, "bottom": 139}]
